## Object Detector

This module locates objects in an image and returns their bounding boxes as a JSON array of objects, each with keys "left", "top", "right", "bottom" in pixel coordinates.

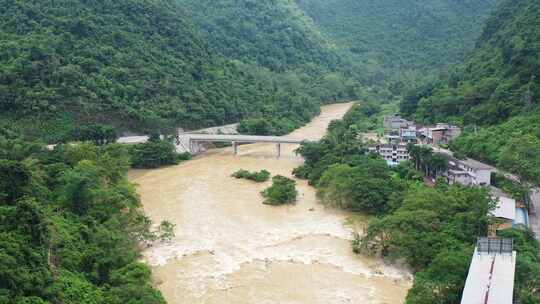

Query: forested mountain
[
  {"left": 0, "top": 0, "right": 337, "bottom": 142},
  {"left": 400, "top": 0, "right": 540, "bottom": 180},
  {"left": 0, "top": 0, "right": 502, "bottom": 142},
  {"left": 175, "top": 0, "right": 371, "bottom": 135},
  {"left": 180, "top": 0, "right": 339, "bottom": 73},
  {"left": 402, "top": 0, "right": 539, "bottom": 125},
  {"left": 295, "top": 0, "right": 497, "bottom": 93}
]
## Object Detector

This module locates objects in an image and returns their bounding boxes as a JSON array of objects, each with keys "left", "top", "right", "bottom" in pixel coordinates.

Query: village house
[
  {"left": 442, "top": 156, "right": 493, "bottom": 186},
  {"left": 490, "top": 196, "right": 529, "bottom": 233},
  {"left": 383, "top": 124, "right": 418, "bottom": 144},
  {"left": 383, "top": 115, "right": 414, "bottom": 130},
  {"left": 419, "top": 123, "right": 461, "bottom": 145},
  {"left": 399, "top": 125, "right": 418, "bottom": 143}
]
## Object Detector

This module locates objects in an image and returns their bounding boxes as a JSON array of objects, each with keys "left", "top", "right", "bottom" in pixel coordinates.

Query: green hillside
[
  {"left": 0, "top": 136, "right": 169, "bottom": 303},
  {"left": 296, "top": 0, "right": 497, "bottom": 93},
  {"left": 0, "top": 0, "right": 333, "bottom": 142},
  {"left": 177, "top": 0, "right": 372, "bottom": 108},
  {"left": 180, "top": 0, "right": 339, "bottom": 73},
  {"left": 403, "top": 0, "right": 540, "bottom": 125},
  {"left": 0, "top": 0, "right": 501, "bottom": 142},
  {"left": 401, "top": 0, "right": 540, "bottom": 181}
]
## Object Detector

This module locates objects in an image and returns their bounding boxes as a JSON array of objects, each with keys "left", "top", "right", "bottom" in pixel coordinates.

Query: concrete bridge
[
  {"left": 185, "top": 134, "right": 308, "bottom": 157},
  {"left": 116, "top": 123, "right": 310, "bottom": 156}
]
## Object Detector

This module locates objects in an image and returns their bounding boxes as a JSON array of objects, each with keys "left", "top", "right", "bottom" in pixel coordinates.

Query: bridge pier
[
  {"left": 185, "top": 134, "right": 306, "bottom": 157},
  {"left": 189, "top": 140, "right": 194, "bottom": 154},
  {"left": 232, "top": 141, "right": 238, "bottom": 155}
]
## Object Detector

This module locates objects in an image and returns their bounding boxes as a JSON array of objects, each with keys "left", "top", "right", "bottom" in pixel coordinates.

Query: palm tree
[
  {"left": 407, "top": 143, "right": 422, "bottom": 170},
  {"left": 428, "top": 154, "right": 449, "bottom": 178}
]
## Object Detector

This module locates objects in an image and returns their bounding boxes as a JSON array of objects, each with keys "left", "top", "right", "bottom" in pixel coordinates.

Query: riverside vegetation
[
  {"left": 0, "top": 133, "right": 171, "bottom": 303},
  {"left": 129, "top": 135, "right": 191, "bottom": 169},
  {"left": 231, "top": 169, "right": 271, "bottom": 183},
  {"left": 294, "top": 102, "right": 540, "bottom": 303},
  {"left": 261, "top": 175, "right": 298, "bottom": 205}
]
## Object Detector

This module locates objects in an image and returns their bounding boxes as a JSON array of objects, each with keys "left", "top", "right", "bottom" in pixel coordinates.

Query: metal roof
[
  {"left": 491, "top": 197, "right": 516, "bottom": 221},
  {"left": 461, "top": 245, "right": 516, "bottom": 304},
  {"left": 461, "top": 158, "right": 493, "bottom": 170}
]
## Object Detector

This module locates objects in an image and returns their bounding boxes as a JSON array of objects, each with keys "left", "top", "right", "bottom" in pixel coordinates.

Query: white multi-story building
[{"left": 368, "top": 144, "right": 410, "bottom": 166}]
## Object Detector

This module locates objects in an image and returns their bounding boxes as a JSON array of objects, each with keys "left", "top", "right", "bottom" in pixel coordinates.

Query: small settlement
[{"left": 368, "top": 115, "right": 528, "bottom": 304}]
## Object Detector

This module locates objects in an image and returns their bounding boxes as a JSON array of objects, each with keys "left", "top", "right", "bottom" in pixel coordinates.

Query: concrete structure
[
  {"left": 491, "top": 197, "right": 517, "bottom": 231},
  {"left": 443, "top": 156, "right": 493, "bottom": 186},
  {"left": 420, "top": 123, "right": 461, "bottom": 145},
  {"left": 515, "top": 207, "right": 529, "bottom": 229},
  {"left": 384, "top": 134, "right": 401, "bottom": 144},
  {"left": 461, "top": 238, "right": 516, "bottom": 304},
  {"left": 384, "top": 126, "right": 417, "bottom": 144},
  {"left": 383, "top": 116, "right": 413, "bottom": 130},
  {"left": 117, "top": 123, "right": 308, "bottom": 156},
  {"left": 368, "top": 143, "right": 410, "bottom": 166},
  {"left": 117, "top": 123, "right": 240, "bottom": 153},
  {"left": 185, "top": 134, "right": 307, "bottom": 156},
  {"left": 399, "top": 126, "right": 418, "bottom": 143}
]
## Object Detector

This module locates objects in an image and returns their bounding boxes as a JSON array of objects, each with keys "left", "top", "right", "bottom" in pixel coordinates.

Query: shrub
[
  {"left": 231, "top": 169, "right": 271, "bottom": 182},
  {"left": 261, "top": 175, "right": 298, "bottom": 205},
  {"left": 129, "top": 135, "right": 191, "bottom": 169},
  {"left": 75, "top": 124, "right": 117, "bottom": 145}
]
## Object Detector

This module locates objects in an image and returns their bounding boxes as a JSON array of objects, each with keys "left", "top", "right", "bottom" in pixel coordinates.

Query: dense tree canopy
[
  {"left": 261, "top": 175, "right": 298, "bottom": 205},
  {"left": 0, "top": 0, "right": 503, "bottom": 142},
  {"left": 399, "top": 0, "right": 540, "bottom": 188},
  {"left": 404, "top": 0, "right": 539, "bottom": 126},
  {"left": 296, "top": 101, "right": 539, "bottom": 303},
  {"left": 0, "top": 0, "right": 352, "bottom": 142},
  {"left": 0, "top": 136, "right": 166, "bottom": 303},
  {"left": 128, "top": 134, "right": 190, "bottom": 169},
  {"left": 296, "top": 0, "right": 497, "bottom": 95}
]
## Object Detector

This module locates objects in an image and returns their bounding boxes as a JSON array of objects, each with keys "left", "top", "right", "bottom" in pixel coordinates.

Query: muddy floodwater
[{"left": 129, "top": 103, "right": 412, "bottom": 304}]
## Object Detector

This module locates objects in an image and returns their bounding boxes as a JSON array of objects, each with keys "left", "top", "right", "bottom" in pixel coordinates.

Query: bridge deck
[{"left": 187, "top": 134, "right": 307, "bottom": 144}]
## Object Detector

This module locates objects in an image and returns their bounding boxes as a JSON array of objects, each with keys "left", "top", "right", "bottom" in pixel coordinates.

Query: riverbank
[{"left": 129, "top": 102, "right": 412, "bottom": 303}]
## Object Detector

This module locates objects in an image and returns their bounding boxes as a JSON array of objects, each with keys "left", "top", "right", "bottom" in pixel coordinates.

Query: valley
[
  {"left": 1, "top": 0, "right": 539, "bottom": 303},
  {"left": 130, "top": 103, "right": 412, "bottom": 303}
]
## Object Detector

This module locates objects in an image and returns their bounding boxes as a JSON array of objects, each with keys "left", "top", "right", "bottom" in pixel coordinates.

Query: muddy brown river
[{"left": 129, "top": 103, "right": 412, "bottom": 304}]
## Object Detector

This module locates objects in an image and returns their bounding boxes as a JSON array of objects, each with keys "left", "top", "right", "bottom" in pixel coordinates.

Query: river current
[{"left": 129, "top": 103, "right": 411, "bottom": 303}]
